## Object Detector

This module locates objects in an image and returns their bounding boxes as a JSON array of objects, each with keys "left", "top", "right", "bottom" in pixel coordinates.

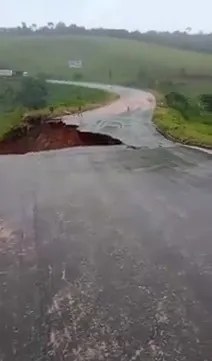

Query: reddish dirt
[{"left": 0, "top": 122, "right": 122, "bottom": 155}]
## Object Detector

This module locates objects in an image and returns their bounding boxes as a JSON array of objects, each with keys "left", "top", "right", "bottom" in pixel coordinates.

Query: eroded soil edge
[{"left": 0, "top": 117, "right": 122, "bottom": 155}]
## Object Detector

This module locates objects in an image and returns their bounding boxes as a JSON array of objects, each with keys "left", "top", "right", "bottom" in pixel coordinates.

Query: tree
[
  {"left": 72, "top": 72, "right": 83, "bottom": 81},
  {"left": 17, "top": 77, "right": 47, "bottom": 109},
  {"left": 47, "top": 22, "right": 54, "bottom": 30},
  {"left": 21, "top": 22, "right": 27, "bottom": 29},
  {"left": 55, "top": 22, "right": 66, "bottom": 31},
  {"left": 185, "top": 27, "right": 192, "bottom": 33},
  {"left": 137, "top": 68, "right": 153, "bottom": 87},
  {"left": 165, "top": 92, "right": 188, "bottom": 105},
  {"left": 108, "top": 69, "right": 112, "bottom": 81},
  {"left": 20, "top": 22, "right": 31, "bottom": 34},
  {"left": 165, "top": 92, "right": 190, "bottom": 118},
  {"left": 0, "top": 85, "right": 16, "bottom": 111},
  {"left": 31, "top": 23, "right": 37, "bottom": 32},
  {"left": 199, "top": 94, "right": 212, "bottom": 112}
]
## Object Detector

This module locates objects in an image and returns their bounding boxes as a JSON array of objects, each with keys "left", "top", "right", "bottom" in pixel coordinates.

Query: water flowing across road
[{"left": 0, "top": 82, "right": 212, "bottom": 361}]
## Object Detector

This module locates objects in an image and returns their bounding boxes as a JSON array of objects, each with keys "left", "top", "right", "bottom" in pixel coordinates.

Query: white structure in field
[
  {"left": 68, "top": 60, "right": 82, "bottom": 69},
  {"left": 0, "top": 69, "right": 13, "bottom": 77},
  {"left": 0, "top": 69, "right": 28, "bottom": 77}
]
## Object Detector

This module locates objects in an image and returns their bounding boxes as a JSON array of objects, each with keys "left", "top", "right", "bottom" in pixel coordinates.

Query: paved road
[
  {"left": 0, "top": 83, "right": 212, "bottom": 361},
  {"left": 50, "top": 81, "right": 161, "bottom": 148}
]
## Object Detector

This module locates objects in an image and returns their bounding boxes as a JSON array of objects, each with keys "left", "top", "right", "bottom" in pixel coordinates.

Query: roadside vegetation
[
  {"left": 1, "top": 28, "right": 212, "bottom": 147},
  {"left": 0, "top": 76, "right": 116, "bottom": 139},
  {"left": 153, "top": 92, "right": 212, "bottom": 148}
]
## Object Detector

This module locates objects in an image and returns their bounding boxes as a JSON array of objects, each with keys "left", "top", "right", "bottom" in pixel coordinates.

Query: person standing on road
[
  {"left": 78, "top": 105, "right": 83, "bottom": 117},
  {"left": 78, "top": 105, "right": 83, "bottom": 127}
]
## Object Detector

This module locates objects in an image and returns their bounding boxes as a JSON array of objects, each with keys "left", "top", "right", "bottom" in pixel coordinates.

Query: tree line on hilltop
[{"left": 1, "top": 23, "right": 212, "bottom": 54}]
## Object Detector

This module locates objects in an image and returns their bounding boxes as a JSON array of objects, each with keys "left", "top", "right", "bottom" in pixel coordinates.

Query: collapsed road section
[
  {"left": 1, "top": 83, "right": 212, "bottom": 361},
  {"left": 0, "top": 120, "right": 122, "bottom": 155}
]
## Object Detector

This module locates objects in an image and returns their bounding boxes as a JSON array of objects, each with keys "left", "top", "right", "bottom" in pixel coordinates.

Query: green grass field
[
  {"left": 46, "top": 82, "right": 115, "bottom": 107},
  {"left": 153, "top": 106, "right": 212, "bottom": 148},
  {"left": 1, "top": 34, "right": 212, "bottom": 147},
  {"left": 0, "top": 78, "right": 115, "bottom": 139},
  {"left": 0, "top": 77, "right": 114, "bottom": 110},
  {"left": 1, "top": 34, "right": 212, "bottom": 94}
]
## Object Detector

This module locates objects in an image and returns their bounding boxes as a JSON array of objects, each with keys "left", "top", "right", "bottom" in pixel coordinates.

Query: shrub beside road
[
  {"left": 0, "top": 77, "right": 117, "bottom": 139},
  {"left": 153, "top": 96, "right": 212, "bottom": 149}
]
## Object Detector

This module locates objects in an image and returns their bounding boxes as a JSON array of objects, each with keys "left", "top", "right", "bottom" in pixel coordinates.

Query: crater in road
[{"left": 0, "top": 120, "right": 122, "bottom": 155}]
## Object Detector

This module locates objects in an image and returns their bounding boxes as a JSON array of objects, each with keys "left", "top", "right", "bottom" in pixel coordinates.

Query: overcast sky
[{"left": 1, "top": 0, "right": 211, "bottom": 33}]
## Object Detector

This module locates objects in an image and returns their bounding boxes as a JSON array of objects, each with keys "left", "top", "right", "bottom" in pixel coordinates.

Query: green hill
[{"left": 1, "top": 35, "right": 212, "bottom": 95}]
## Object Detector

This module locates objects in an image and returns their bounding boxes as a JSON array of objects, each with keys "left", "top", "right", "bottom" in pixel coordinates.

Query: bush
[
  {"left": 165, "top": 91, "right": 191, "bottom": 118},
  {"left": 72, "top": 72, "right": 83, "bottom": 81},
  {"left": 153, "top": 106, "right": 212, "bottom": 147},
  {"left": 17, "top": 77, "right": 47, "bottom": 109},
  {"left": 199, "top": 94, "right": 212, "bottom": 112}
]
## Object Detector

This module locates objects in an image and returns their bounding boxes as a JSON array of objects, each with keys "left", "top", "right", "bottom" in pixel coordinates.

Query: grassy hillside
[
  {"left": 1, "top": 35, "right": 212, "bottom": 94},
  {"left": 0, "top": 78, "right": 116, "bottom": 139},
  {"left": 153, "top": 106, "right": 212, "bottom": 148},
  {"left": 1, "top": 34, "right": 212, "bottom": 148},
  {"left": 0, "top": 77, "right": 114, "bottom": 112}
]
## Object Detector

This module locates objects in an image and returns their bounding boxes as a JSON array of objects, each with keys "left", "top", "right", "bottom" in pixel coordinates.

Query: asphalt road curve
[{"left": 0, "top": 83, "right": 212, "bottom": 361}]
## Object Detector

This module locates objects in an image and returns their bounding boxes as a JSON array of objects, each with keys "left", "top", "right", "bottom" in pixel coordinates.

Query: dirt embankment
[{"left": 0, "top": 120, "right": 122, "bottom": 155}]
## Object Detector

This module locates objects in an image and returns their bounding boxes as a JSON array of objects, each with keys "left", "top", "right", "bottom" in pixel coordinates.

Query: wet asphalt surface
[{"left": 0, "top": 84, "right": 212, "bottom": 361}]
